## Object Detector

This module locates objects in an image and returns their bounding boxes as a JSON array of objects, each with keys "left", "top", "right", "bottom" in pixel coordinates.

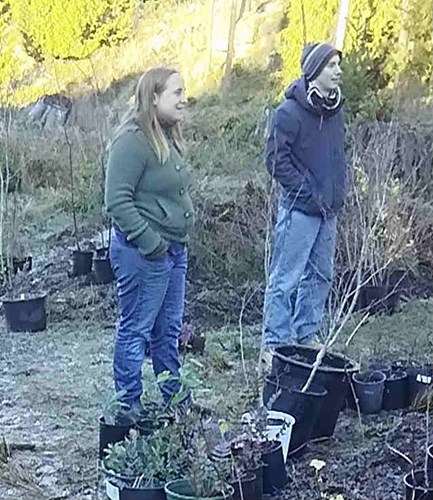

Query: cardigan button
[
  {"left": 184, "top": 211, "right": 190, "bottom": 218},
  {"left": 179, "top": 188, "right": 185, "bottom": 195},
  {"left": 175, "top": 164, "right": 181, "bottom": 171}
]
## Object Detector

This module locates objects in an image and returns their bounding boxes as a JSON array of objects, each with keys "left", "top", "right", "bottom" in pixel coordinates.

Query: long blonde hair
[{"left": 110, "top": 67, "right": 184, "bottom": 164}]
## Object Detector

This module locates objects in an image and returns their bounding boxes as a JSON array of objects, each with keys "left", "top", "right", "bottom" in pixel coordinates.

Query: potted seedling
[
  {"left": 62, "top": 125, "right": 92, "bottom": 276},
  {"left": 0, "top": 161, "right": 47, "bottom": 333},
  {"left": 103, "top": 429, "right": 167, "bottom": 500},
  {"left": 226, "top": 422, "right": 265, "bottom": 500},
  {"left": 99, "top": 374, "right": 175, "bottom": 460},
  {"left": 99, "top": 391, "right": 135, "bottom": 460},
  {"left": 164, "top": 426, "right": 233, "bottom": 500},
  {"left": 223, "top": 393, "right": 288, "bottom": 499},
  {"left": 151, "top": 368, "right": 233, "bottom": 500}
]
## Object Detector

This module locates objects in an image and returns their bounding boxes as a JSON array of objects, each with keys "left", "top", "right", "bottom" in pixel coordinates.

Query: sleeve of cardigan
[{"left": 105, "top": 133, "right": 162, "bottom": 256}]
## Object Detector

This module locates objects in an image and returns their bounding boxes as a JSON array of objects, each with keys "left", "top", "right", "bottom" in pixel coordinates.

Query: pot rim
[
  {"left": 274, "top": 345, "right": 359, "bottom": 374},
  {"left": 98, "top": 415, "right": 135, "bottom": 429},
  {"left": 2, "top": 293, "right": 47, "bottom": 304},
  {"left": 353, "top": 370, "right": 386, "bottom": 385},
  {"left": 164, "top": 478, "right": 234, "bottom": 499},
  {"left": 72, "top": 250, "right": 94, "bottom": 256},
  {"left": 403, "top": 469, "right": 433, "bottom": 491},
  {"left": 105, "top": 474, "right": 164, "bottom": 490},
  {"left": 265, "top": 375, "right": 328, "bottom": 397},
  {"left": 385, "top": 370, "right": 408, "bottom": 382}
]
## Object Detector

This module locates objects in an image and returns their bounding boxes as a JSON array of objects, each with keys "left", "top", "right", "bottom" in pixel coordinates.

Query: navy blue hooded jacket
[{"left": 265, "top": 77, "right": 346, "bottom": 218}]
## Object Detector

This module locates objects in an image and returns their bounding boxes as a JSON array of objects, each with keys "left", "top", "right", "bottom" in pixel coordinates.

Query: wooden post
[{"left": 335, "top": 0, "right": 350, "bottom": 51}]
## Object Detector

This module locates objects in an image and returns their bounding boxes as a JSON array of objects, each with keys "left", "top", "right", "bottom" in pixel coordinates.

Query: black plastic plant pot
[
  {"left": 72, "top": 250, "right": 93, "bottom": 276},
  {"left": 407, "top": 366, "right": 433, "bottom": 405},
  {"left": 383, "top": 370, "right": 409, "bottom": 410},
  {"left": 93, "top": 257, "right": 115, "bottom": 285},
  {"left": 229, "top": 473, "right": 257, "bottom": 500},
  {"left": 403, "top": 470, "right": 433, "bottom": 500},
  {"left": 352, "top": 371, "right": 386, "bottom": 414},
  {"left": 105, "top": 477, "right": 167, "bottom": 500},
  {"left": 96, "top": 247, "right": 109, "bottom": 258},
  {"left": 261, "top": 441, "right": 287, "bottom": 496},
  {"left": 361, "top": 284, "right": 400, "bottom": 314},
  {"left": 272, "top": 345, "right": 358, "bottom": 441},
  {"left": 263, "top": 376, "right": 327, "bottom": 456},
  {"left": 2, "top": 294, "right": 47, "bottom": 333},
  {"left": 387, "top": 269, "right": 411, "bottom": 292},
  {"left": 247, "top": 465, "right": 263, "bottom": 500},
  {"left": 98, "top": 416, "right": 135, "bottom": 460}
]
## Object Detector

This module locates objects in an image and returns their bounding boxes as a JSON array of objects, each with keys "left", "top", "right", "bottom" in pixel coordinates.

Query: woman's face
[{"left": 154, "top": 73, "right": 186, "bottom": 125}]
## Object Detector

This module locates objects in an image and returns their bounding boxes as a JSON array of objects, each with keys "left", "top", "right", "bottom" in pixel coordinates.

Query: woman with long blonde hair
[{"left": 105, "top": 67, "right": 194, "bottom": 423}]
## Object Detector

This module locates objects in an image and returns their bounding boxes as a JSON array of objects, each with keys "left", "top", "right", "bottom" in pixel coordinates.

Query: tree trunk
[{"left": 221, "top": 0, "right": 238, "bottom": 95}]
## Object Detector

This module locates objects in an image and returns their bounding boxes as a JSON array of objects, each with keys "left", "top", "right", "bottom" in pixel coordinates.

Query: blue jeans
[
  {"left": 263, "top": 205, "right": 337, "bottom": 349},
  {"left": 110, "top": 227, "right": 187, "bottom": 404}
]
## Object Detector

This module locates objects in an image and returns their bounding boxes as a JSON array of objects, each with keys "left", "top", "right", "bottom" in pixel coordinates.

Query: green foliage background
[
  {"left": 0, "top": 0, "right": 431, "bottom": 106},
  {"left": 9, "top": 0, "right": 135, "bottom": 60}
]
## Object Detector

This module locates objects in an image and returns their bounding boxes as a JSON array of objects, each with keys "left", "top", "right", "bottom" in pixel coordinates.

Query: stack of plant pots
[
  {"left": 263, "top": 376, "right": 327, "bottom": 456},
  {"left": 271, "top": 345, "right": 358, "bottom": 442}
]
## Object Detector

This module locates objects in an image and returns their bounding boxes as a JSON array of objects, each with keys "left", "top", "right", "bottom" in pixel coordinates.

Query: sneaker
[
  {"left": 298, "top": 335, "right": 323, "bottom": 349},
  {"left": 260, "top": 350, "right": 274, "bottom": 373},
  {"left": 115, "top": 400, "right": 147, "bottom": 426}
]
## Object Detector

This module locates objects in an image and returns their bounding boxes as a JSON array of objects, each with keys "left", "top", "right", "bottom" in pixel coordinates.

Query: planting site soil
[{"left": 0, "top": 238, "right": 432, "bottom": 500}]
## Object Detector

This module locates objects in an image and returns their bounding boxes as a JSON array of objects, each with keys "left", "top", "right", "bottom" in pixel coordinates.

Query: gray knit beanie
[{"left": 301, "top": 43, "right": 340, "bottom": 81}]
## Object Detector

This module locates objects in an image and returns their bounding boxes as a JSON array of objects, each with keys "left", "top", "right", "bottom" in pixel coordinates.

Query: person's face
[
  {"left": 154, "top": 73, "right": 186, "bottom": 124},
  {"left": 312, "top": 54, "right": 342, "bottom": 94}
]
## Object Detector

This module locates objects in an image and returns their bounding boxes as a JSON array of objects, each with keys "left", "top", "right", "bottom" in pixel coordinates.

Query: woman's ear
[{"left": 153, "top": 93, "right": 159, "bottom": 106}]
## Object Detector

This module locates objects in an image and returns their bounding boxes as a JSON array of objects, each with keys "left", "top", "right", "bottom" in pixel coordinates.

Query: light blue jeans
[
  {"left": 110, "top": 227, "right": 187, "bottom": 404},
  {"left": 263, "top": 205, "right": 337, "bottom": 349}
]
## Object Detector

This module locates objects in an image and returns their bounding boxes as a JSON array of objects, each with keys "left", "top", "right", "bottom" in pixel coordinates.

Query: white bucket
[
  {"left": 242, "top": 410, "right": 296, "bottom": 463},
  {"left": 264, "top": 411, "right": 295, "bottom": 462}
]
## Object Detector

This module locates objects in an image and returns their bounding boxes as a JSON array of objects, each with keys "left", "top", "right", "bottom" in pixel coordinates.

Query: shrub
[{"left": 9, "top": 0, "right": 135, "bottom": 60}]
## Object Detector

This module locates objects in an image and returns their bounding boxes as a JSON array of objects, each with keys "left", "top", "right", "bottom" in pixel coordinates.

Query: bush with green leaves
[
  {"left": 9, "top": 0, "right": 135, "bottom": 60},
  {"left": 103, "top": 425, "right": 186, "bottom": 486},
  {"left": 104, "top": 430, "right": 149, "bottom": 483}
]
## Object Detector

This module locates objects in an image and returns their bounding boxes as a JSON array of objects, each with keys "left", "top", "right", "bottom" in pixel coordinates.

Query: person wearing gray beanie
[
  {"left": 301, "top": 42, "right": 340, "bottom": 82},
  {"left": 261, "top": 41, "right": 346, "bottom": 369}
]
